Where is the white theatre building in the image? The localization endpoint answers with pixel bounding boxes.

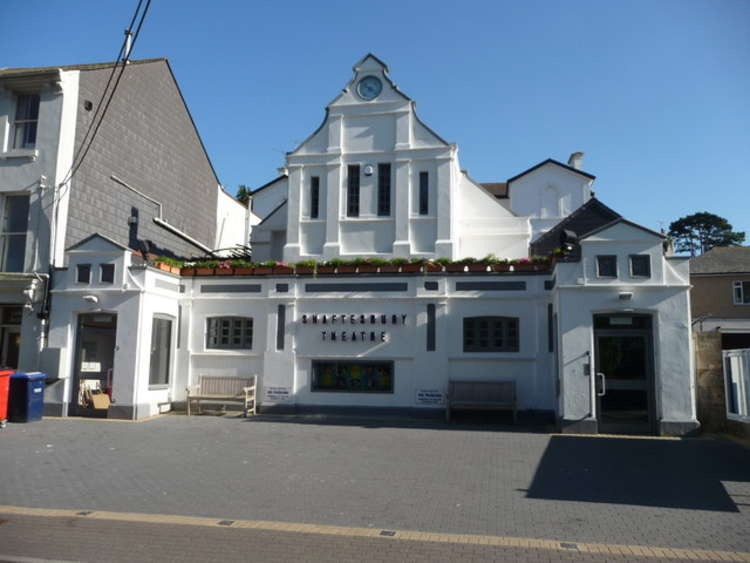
[43,55,698,435]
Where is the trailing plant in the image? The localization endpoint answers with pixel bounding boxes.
[409,257,425,264]
[458,256,478,264]
[390,257,408,265]
[194,260,219,268]
[260,260,278,267]
[230,259,255,268]
[325,258,345,267]
[369,257,389,266]
[155,256,184,267]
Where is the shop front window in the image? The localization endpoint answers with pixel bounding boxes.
[312,360,393,393]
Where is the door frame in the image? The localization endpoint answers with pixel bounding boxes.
[70,311,118,417]
[593,313,657,435]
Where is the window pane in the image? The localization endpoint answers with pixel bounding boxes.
[347,165,360,217]
[149,317,172,386]
[463,316,519,352]
[630,255,651,277]
[310,176,320,219]
[743,282,750,304]
[15,95,40,121]
[2,234,26,272]
[206,316,253,349]
[597,255,617,277]
[77,264,91,283]
[419,172,429,215]
[3,195,30,233]
[100,263,115,283]
[378,163,391,216]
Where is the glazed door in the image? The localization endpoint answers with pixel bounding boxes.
[594,315,655,435]
[70,313,117,417]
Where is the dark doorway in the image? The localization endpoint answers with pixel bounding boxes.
[722,332,750,350]
[594,313,655,435]
[70,313,117,417]
[0,305,22,369]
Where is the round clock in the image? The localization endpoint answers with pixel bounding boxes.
[356,76,382,100]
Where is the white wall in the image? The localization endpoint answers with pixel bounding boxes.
[215,186,249,253]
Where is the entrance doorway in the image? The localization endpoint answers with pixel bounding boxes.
[71,313,117,417]
[594,313,655,435]
[0,305,22,369]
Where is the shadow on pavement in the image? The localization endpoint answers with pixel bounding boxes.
[525,435,750,512]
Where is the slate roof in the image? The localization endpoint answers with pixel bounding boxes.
[480,182,509,198]
[529,198,621,257]
[507,158,596,184]
[690,246,750,275]
[0,58,166,77]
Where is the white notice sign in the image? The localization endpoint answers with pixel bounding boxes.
[80,362,101,372]
[264,386,291,403]
[416,389,445,406]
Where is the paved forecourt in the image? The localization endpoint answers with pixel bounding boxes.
[0,415,748,558]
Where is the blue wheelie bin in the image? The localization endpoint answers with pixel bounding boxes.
[8,372,46,422]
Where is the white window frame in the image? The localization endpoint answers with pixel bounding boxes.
[629,254,651,278]
[205,316,253,350]
[724,350,750,423]
[0,194,30,272]
[99,263,115,284]
[596,255,618,278]
[733,281,750,305]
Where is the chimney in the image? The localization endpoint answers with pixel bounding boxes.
[567,151,584,170]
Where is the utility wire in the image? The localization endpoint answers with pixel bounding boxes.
[58,0,151,190]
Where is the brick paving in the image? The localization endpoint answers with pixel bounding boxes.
[0,414,749,560]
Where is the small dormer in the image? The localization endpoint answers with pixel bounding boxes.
[64,233,132,289]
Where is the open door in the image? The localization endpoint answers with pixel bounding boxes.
[70,313,117,417]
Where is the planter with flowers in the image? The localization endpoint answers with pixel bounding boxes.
[154,256,183,275]
[382,258,405,273]
[424,259,444,273]
[353,257,377,273]
[180,264,196,276]
[464,257,488,273]
[400,258,422,273]
[333,259,356,273]
[484,254,511,272]
[254,261,275,275]
[317,260,337,274]
[231,260,255,275]
[215,260,234,275]
[194,260,218,275]
[272,261,293,275]
[295,260,317,275]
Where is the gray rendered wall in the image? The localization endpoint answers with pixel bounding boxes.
[65,60,218,258]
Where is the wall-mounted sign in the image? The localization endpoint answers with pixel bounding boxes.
[416,389,445,406]
[80,362,101,372]
[264,386,291,402]
[301,313,408,343]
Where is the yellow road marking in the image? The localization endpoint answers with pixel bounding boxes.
[42,414,165,423]
[0,505,747,561]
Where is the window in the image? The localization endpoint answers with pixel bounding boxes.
[427,304,436,351]
[311,360,394,393]
[0,195,29,272]
[100,263,115,283]
[724,351,750,422]
[347,165,360,217]
[463,316,519,352]
[377,163,391,216]
[149,316,172,387]
[276,305,286,351]
[76,264,91,283]
[12,94,40,149]
[734,281,750,305]
[310,176,320,219]
[596,255,617,278]
[206,317,253,349]
[419,171,429,215]
[630,255,651,278]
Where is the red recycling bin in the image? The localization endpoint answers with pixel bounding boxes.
[0,370,13,428]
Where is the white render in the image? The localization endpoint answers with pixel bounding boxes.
[250,55,596,263]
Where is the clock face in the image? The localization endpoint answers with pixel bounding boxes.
[356,76,383,101]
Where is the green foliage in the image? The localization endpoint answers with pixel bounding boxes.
[236,185,251,206]
[325,258,345,266]
[155,256,184,267]
[409,257,425,264]
[390,258,408,265]
[434,257,451,266]
[369,257,389,266]
[458,256,477,264]
[229,259,255,268]
[295,260,317,267]
[259,260,278,267]
[194,260,218,268]
[668,212,745,256]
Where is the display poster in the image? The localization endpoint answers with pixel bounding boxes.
[264,386,291,402]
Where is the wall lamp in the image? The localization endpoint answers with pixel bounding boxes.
[82,295,99,304]
[618,292,633,301]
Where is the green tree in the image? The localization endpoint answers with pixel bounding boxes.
[236,185,251,206]
[667,212,745,256]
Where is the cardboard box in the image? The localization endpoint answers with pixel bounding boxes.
[90,393,111,410]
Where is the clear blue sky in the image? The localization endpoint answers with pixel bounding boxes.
[2,0,748,237]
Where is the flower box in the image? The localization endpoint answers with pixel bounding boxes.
[379,265,400,273]
[445,263,466,273]
[400,264,421,273]
[215,268,234,275]
[295,266,315,275]
[273,266,294,275]
[337,265,357,273]
[490,263,511,272]
[156,262,171,273]
[316,266,336,274]
[234,267,254,275]
[180,267,196,276]
[357,265,378,273]
[467,263,488,272]
[424,262,443,273]
[512,262,534,272]
[195,267,214,276]
[254,266,273,274]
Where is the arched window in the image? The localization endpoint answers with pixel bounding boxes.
[206,317,253,350]
[463,316,519,352]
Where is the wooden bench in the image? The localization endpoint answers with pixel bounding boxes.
[445,380,517,423]
[186,375,257,417]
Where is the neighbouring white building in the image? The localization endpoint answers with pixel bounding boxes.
[39,54,698,435]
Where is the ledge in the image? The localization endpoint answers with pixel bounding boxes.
[0,148,38,161]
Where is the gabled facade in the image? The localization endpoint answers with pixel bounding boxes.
[250,55,593,263]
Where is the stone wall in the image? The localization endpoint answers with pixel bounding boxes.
[693,331,727,433]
